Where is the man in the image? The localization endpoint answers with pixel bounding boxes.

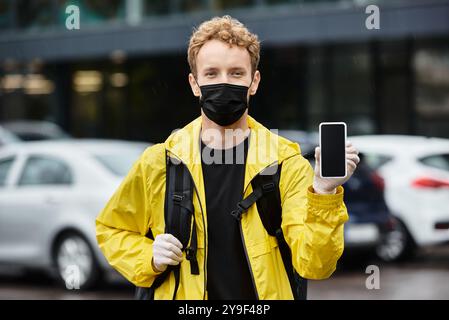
[96,15,360,300]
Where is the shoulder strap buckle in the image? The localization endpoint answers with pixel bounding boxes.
[230,203,245,221]
[172,193,184,204]
[185,247,196,261]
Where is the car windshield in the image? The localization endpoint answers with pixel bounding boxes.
[0,128,21,144]
[94,150,144,177]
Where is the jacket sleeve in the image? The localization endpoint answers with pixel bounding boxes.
[95,147,163,288]
[280,154,349,280]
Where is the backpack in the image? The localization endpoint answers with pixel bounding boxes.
[135,151,308,300]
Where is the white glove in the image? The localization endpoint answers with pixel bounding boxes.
[152,234,184,273]
[312,141,360,194]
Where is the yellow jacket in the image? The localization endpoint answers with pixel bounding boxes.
[96,115,349,300]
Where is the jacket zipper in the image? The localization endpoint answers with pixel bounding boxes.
[238,157,296,300]
[168,152,208,300]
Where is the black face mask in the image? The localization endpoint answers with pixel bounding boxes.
[198,82,251,126]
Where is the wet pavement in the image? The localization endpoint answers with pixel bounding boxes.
[309,246,449,300]
[1,246,448,300]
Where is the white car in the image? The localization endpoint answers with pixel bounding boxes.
[350,135,449,260]
[1,121,71,141]
[0,126,21,147]
[0,139,151,289]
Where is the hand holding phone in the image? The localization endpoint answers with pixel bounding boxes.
[312,122,360,194]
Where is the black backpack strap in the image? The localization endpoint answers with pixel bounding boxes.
[170,157,199,276]
[230,164,280,223]
[230,180,275,221]
[135,151,199,300]
[230,163,308,300]
[186,219,199,275]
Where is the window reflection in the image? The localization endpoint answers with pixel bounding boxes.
[180,0,207,13]
[415,42,449,138]
[17,0,54,29]
[0,0,10,29]
[144,0,170,16]
[212,0,254,10]
[56,0,125,27]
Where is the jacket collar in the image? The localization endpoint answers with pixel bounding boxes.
[164,115,301,189]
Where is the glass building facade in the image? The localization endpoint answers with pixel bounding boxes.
[1,0,449,143]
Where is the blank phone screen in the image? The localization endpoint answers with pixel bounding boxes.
[320,123,346,177]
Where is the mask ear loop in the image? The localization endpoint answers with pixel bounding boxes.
[247,75,255,107]
[194,76,200,89]
[194,76,203,103]
[249,75,255,89]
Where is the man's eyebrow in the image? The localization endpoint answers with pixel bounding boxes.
[202,67,219,72]
[201,66,248,73]
[229,67,247,72]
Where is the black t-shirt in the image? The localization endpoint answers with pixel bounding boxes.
[200,134,257,300]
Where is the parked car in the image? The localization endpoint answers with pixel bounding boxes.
[0,126,21,147]
[0,139,151,289]
[279,130,406,262]
[350,135,449,260]
[1,121,71,141]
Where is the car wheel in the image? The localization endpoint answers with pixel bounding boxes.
[54,232,100,290]
[375,218,416,262]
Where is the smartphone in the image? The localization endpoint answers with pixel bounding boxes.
[319,122,347,178]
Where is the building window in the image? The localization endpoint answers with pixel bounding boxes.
[0,0,11,29]
[306,44,375,135]
[414,40,449,138]
[56,0,125,27]
[17,0,55,29]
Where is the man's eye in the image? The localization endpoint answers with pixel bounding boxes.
[205,72,216,77]
[232,71,243,76]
